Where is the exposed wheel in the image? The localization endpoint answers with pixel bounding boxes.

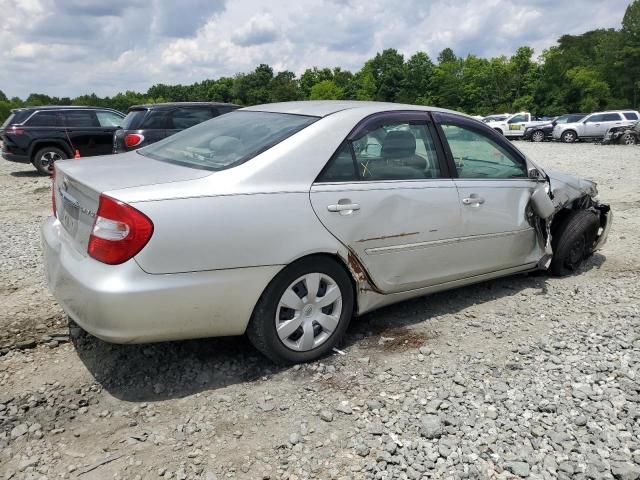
[247,257,354,364]
[561,130,577,143]
[531,130,545,142]
[621,133,637,145]
[32,147,68,175]
[550,210,600,276]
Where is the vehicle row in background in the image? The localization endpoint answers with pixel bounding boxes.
[1,102,238,175]
[113,102,238,154]
[602,120,640,145]
[484,112,548,139]
[523,113,588,142]
[552,110,639,143]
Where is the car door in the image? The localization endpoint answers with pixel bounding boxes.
[598,113,624,136]
[506,113,529,136]
[95,110,124,155]
[63,110,113,157]
[582,114,606,137]
[433,112,544,277]
[310,112,467,294]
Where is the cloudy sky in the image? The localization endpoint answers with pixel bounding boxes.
[0,0,631,99]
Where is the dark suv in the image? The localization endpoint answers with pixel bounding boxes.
[113,102,239,154]
[1,106,125,174]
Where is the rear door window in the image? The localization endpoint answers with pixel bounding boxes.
[601,113,622,122]
[96,111,123,127]
[64,111,99,127]
[169,107,214,129]
[121,110,147,129]
[26,111,64,127]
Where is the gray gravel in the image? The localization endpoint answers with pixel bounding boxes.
[1,142,639,479]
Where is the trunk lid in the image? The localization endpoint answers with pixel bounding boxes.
[53,152,211,253]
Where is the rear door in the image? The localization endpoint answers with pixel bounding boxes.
[95,110,123,155]
[506,113,529,136]
[310,112,466,293]
[434,112,544,276]
[63,110,112,157]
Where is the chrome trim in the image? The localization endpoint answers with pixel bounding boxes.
[365,228,535,255]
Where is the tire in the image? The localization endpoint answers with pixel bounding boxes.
[550,210,600,276]
[621,133,637,145]
[531,130,545,142]
[32,146,68,175]
[561,130,578,143]
[247,256,354,364]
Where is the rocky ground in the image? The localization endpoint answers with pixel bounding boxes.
[0,142,639,480]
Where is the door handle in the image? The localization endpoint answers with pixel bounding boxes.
[327,203,360,213]
[462,196,485,206]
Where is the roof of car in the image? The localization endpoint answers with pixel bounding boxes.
[11,105,120,112]
[242,100,465,118]
[129,102,239,110]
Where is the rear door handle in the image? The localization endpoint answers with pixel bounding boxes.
[327,203,360,213]
[462,196,485,206]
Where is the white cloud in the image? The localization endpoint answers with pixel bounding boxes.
[0,0,630,99]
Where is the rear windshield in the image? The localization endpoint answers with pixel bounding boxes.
[1,113,16,128]
[121,110,147,129]
[138,111,318,171]
[2,110,31,127]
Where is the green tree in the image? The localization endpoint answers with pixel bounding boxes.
[270,71,301,102]
[309,80,344,100]
[397,52,434,104]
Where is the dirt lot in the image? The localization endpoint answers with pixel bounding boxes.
[1,143,639,480]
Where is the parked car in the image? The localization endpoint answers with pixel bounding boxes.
[602,121,640,145]
[113,102,239,153]
[552,110,640,143]
[523,113,587,142]
[42,101,612,364]
[1,106,125,174]
[484,112,549,139]
[482,113,510,123]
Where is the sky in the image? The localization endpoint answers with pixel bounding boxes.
[0,0,631,99]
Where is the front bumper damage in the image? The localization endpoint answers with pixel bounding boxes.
[530,170,612,269]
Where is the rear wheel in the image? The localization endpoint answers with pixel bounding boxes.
[550,210,600,276]
[247,257,354,364]
[531,130,545,142]
[561,130,577,143]
[32,147,68,175]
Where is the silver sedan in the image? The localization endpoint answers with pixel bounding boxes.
[42,101,612,363]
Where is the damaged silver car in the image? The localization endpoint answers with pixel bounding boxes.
[42,101,612,363]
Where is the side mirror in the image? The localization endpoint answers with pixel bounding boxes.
[528,167,544,180]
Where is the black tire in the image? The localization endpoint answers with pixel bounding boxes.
[247,256,354,364]
[531,130,545,142]
[561,130,578,143]
[550,210,600,276]
[32,146,68,175]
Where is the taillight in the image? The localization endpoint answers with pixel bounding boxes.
[7,127,24,135]
[124,133,144,148]
[88,194,153,265]
[51,165,57,217]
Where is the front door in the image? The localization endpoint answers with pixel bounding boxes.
[310,113,465,293]
[434,113,544,276]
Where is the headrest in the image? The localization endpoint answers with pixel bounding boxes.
[381,130,417,159]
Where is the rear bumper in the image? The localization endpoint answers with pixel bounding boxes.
[41,216,282,344]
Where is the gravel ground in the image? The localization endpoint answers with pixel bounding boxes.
[0,142,639,480]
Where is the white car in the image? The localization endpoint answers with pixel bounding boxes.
[42,101,612,363]
[552,110,640,143]
[485,112,548,139]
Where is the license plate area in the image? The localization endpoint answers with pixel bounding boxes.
[60,202,79,236]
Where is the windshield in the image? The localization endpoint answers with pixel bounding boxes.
[138,111,318,171]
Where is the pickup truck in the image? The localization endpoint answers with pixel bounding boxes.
[485,112,548,139]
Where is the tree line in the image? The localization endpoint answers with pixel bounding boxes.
[1,1,638,123]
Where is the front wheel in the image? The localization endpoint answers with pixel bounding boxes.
[247,257,354,364]
[32,147,68,175]
[561,130,577,143]
[621,133,637,145]
[531,130,545,142]
[550,210,600,276]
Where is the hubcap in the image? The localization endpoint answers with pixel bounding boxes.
[39,151,62,168]
[564,132,575,142]
[623,134,635,145]
[275,273,343,352]
[533,131,544,142]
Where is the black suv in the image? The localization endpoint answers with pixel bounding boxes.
[523,113,587,142]
[1,106,125,174]
[113,102,239,154]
